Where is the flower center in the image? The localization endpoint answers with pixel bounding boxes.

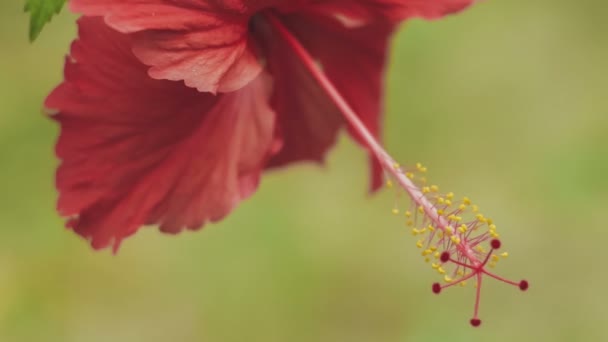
[248,12,264,35]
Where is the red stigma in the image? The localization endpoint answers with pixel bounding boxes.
[423,238,528,327]
[440,252,450,263]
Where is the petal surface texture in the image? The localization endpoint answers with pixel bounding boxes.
[69,0,281,92]
[258,12,394,191]
[308,0,474,22]
[46,17,279,250]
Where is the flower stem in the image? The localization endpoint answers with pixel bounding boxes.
[264,12,482,267]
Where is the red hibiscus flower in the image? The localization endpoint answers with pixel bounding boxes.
[45,0,473,251]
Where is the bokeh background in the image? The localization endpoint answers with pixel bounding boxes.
[1,0,607,341]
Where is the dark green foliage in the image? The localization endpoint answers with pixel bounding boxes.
[24,0,66,42]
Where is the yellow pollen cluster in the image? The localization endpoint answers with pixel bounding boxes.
[386,162,510,283]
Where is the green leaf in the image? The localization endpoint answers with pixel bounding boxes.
[24,0,66,42]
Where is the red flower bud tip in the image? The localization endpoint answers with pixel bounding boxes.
[490,239,501,249]
[519,280,529,291]
[440,252,450,263]
[470,318,482,327]
[432,283,442,294]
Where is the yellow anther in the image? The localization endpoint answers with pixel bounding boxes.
[489,224,497,231]
[436,209,444,215]
[386,180,393,188]
[406,172,414,179]
[487,218,494,225]
[457,270,465,276]
[418,206,425,214]
[491,254,500,262]
[459,281,467,287]
[501,252,509,258]
[450,236,461,245]
[416,240,424,248]
[422,186,430,194]
[458,224,468,233]
[438,231,444,238]
[422,249,433,256]
[434,252,440,259]
[458,204,467,211]
[430,246,438,252]
[432,263,440,269]
[444,275,453,283]
[428,225,435,232]
[392,208,399,215]
[437,267,446,275]
[430,185,439,192]
[416,163,428,173]
[405,210,412,218]
[476,214,486,223]
[424,257,431,263]
[489,262,497,268]
[393,162,400,170]
[445,199,452,206]
[437,197,445,204]
[446,192,454,200]
[463,197,472,205]
[490,231,500,238]
[411,228,419,236]
[472,204,479,213]
[448,215,462,222]
[475,245,486,253]
[419,227,427,234]
[406,219,414,227]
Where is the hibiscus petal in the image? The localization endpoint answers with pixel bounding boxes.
[46,17,279,250]
[256,21,342,170]
[288,14,396,192]
[256,13,394,191]
[309,0,474,23]
[70,0,265,93]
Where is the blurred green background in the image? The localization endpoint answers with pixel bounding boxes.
[1,0,607,341]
